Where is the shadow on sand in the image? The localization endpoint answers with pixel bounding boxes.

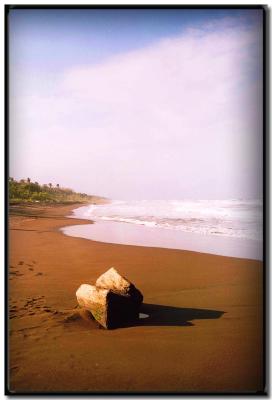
[131,303,225,328]
[64,303,225,330]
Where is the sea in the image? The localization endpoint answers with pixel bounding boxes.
[61,199,263,261]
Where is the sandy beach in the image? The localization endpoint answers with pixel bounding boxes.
[8,203,264,393]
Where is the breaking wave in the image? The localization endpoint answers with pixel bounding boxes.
[73,199,262,242]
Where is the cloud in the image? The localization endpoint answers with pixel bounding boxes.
[10,17,263,199]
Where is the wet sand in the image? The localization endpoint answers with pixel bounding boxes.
[62,218,262,260]
[8,203,264,393]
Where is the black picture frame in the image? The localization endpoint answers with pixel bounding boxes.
[5,4,268,396]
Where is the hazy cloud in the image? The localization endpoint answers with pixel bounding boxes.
[10,17,263,199]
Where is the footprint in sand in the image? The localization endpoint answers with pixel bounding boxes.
[10,270,24,277]
[10,366,19,373]
[10,296,49,319]
[11,261,40,277]
[9,295,65,337]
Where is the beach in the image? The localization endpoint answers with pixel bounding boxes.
[8,203,263,393]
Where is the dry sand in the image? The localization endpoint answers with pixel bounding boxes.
[8,203,264,393]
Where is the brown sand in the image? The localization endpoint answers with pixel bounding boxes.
[8,203,264,393]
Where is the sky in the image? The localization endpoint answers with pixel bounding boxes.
[9,8,263,200]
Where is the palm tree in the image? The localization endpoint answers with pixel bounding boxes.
[49,183,52,189]
[27,177,31,183]
[56,184,60,188]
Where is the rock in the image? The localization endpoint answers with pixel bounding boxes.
[76,284,108,328]
[96,267,143,305]
[76,268,143,329]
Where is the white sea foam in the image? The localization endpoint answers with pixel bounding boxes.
[72,199,263,242]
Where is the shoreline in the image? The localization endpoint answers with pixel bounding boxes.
[8,203,263,393]
[63,203,262,261]
[62,220,262,261]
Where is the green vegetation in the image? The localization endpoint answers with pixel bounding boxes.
[9,177,100,204]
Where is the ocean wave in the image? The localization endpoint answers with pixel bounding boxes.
[75,199,262,241]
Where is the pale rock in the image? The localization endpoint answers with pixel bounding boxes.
[76,284,109,328]
[96,267,143,305]
[76,268,143,329]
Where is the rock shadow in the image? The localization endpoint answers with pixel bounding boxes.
[130,303,225,328]
[63,304,225,330]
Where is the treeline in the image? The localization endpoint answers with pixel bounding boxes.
[9,177,96,204]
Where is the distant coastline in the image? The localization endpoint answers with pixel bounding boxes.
[8,177,108,205]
